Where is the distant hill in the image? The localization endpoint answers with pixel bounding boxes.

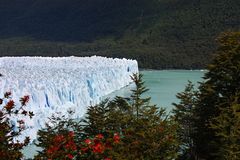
[0,0,239,69]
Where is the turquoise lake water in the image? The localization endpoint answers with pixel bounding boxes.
[105,70,205,112]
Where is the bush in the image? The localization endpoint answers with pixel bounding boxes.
[35,112,121,160]
[0,92,33,159]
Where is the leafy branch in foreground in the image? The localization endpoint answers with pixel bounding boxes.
[0,92,33,159]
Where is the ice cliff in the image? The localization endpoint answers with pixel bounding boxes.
[0,56,138,140]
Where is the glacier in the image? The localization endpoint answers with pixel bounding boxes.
[0,56,138,141]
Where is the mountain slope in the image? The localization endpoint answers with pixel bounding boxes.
[0,0,239,69]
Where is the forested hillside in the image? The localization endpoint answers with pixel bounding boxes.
[0,0,239,69]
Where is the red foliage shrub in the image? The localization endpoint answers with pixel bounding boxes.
[0,92,33,159]
[44,131,120,160]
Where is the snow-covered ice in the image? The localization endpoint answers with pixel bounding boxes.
[0,56,138,141]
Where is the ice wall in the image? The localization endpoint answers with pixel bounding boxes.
[0,56,138,140]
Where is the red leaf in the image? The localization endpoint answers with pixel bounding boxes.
[84,139,92,145]
[113,133,120,144]
[67,154,74,159]
[95,133,104,139]
[20,95,30,106]
[5,100,14,111]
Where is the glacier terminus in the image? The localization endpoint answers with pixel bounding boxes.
[0,56,138,141]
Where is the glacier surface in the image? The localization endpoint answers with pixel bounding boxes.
[0,56,138,141]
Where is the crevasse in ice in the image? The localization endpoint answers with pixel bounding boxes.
[0,56,138,140]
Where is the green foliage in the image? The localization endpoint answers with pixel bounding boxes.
[130,74,151,119]
[83,99,113,136]
[193,31,240,159]
[172,81,198,159]
[173,32,240,159]
[0,93,33,159]
[210,93,240,160]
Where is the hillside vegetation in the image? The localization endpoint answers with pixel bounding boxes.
[0,0,239,69]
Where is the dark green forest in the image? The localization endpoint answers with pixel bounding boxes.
[0,0,239,69]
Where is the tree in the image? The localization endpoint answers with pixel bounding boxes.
[210,92,240,160]
[172,81,198,160]
[194,31,240,159]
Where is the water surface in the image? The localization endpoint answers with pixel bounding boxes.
[105,70,205,112]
